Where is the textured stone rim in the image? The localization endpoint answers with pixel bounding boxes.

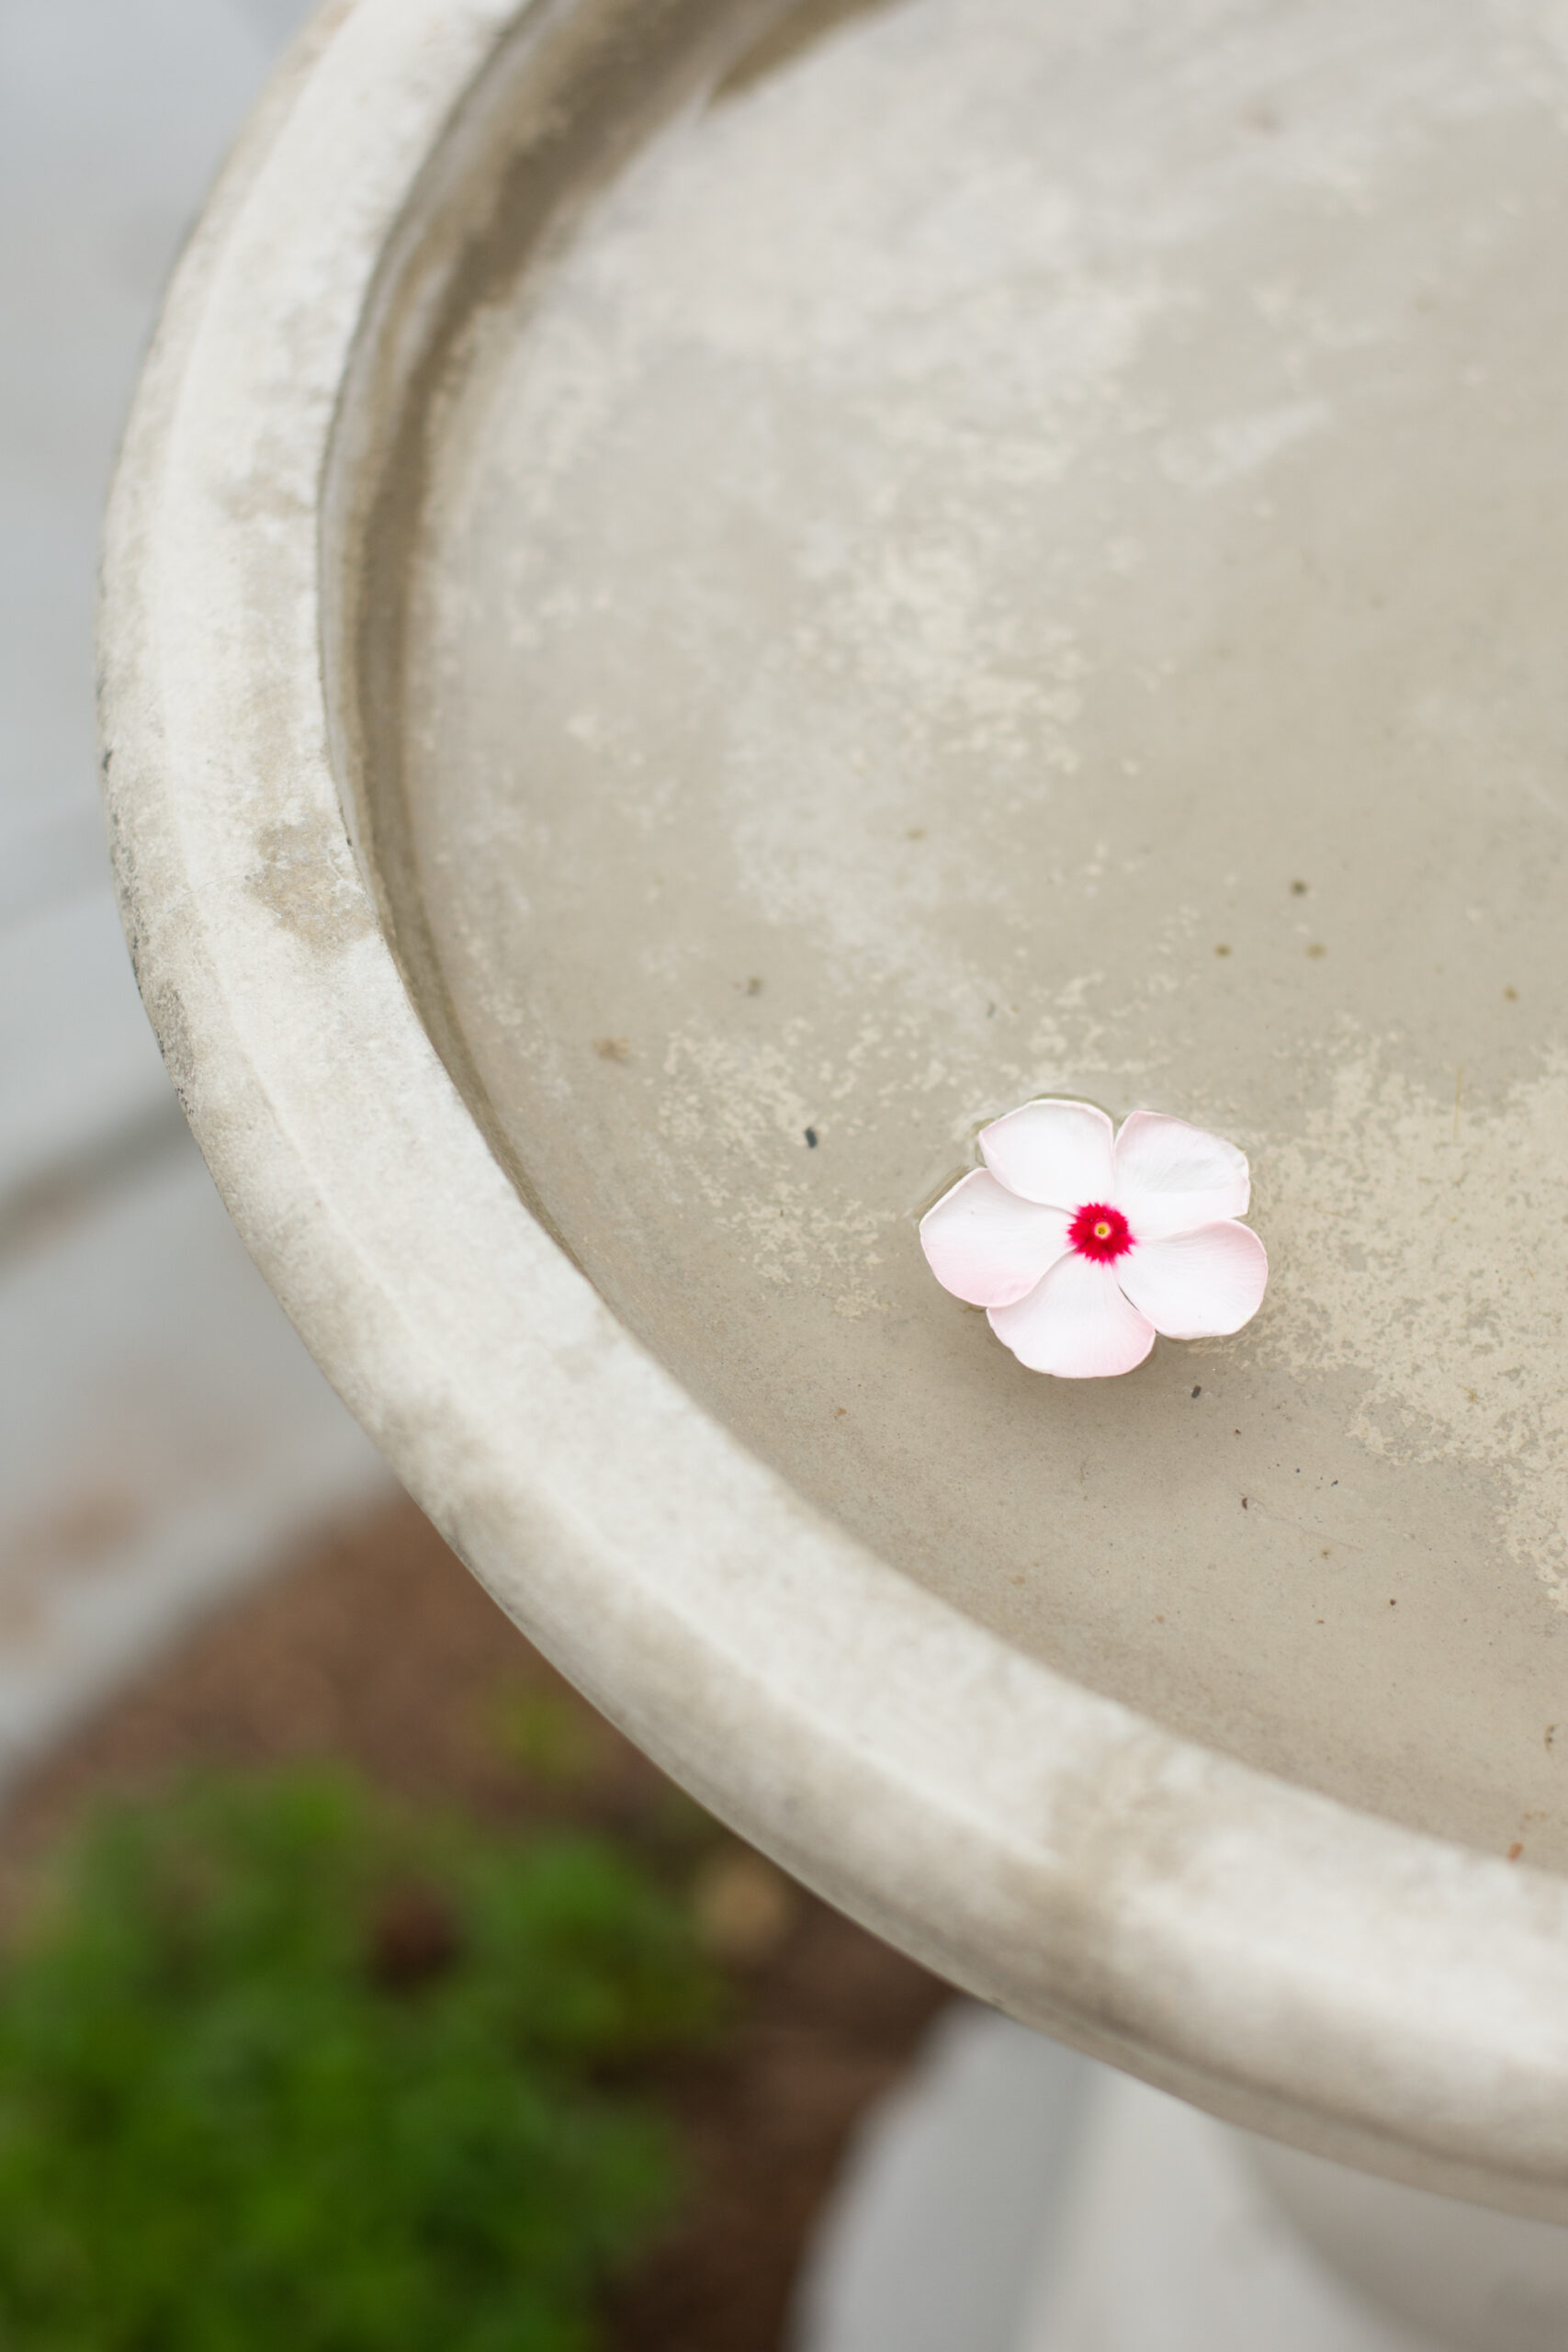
[99,0,1568,2216]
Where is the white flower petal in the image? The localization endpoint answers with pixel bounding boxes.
[919,1170,1073,1306]
[988,1251,1156,1378]
[979,1098,1116,1209]
[1113,1109,1250,1238]
[1116,1220,1269,1340]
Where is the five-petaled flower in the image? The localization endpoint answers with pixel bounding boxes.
[919,1099,1267,1378]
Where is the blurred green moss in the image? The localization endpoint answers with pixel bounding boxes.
[0,1768,722,2350]
[487,1687,607,1788]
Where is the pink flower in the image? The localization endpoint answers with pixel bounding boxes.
[919,1099,1267,1378]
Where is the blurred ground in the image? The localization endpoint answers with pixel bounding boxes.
[0,0,389,1776]
[0,1489,948,2352]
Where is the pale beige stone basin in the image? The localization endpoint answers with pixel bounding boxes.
[102,0,1568,2219]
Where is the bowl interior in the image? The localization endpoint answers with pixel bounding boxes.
[344,0,1568,1870]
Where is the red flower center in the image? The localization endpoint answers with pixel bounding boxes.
[1068,1202,1134,1263]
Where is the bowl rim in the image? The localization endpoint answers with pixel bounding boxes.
[97,0,1568,2216]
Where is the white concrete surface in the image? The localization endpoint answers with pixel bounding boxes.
[795,2007,1455,2352]
[0,0,388,1780]
[1020,2069,1439,2352]
[1249,2132,1568,2352]
[790,2007,1093,2352]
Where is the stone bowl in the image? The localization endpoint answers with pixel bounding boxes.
[100,0,1568,2217]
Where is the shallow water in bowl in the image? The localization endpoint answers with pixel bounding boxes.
[367,0,1568,1866]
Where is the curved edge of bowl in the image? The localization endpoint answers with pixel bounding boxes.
[96,0,1568,2218]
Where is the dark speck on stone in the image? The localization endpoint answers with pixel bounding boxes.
[805,1127,818,1148]
[1190,1385,1201,1398]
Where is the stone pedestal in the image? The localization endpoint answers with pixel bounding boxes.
[800,2011,1568,2352]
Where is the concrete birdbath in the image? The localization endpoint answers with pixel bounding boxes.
[100,0,1568,2332]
